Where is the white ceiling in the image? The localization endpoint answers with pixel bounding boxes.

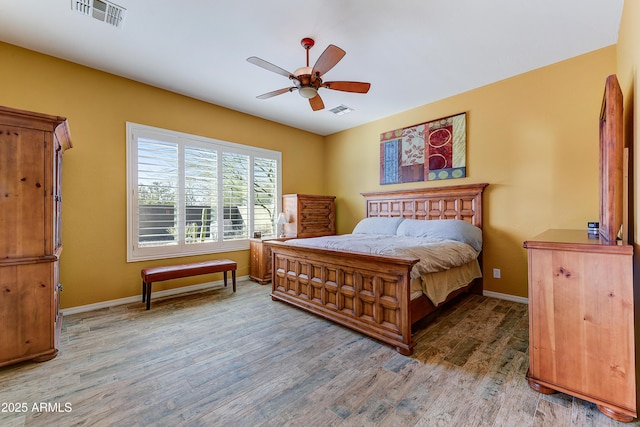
[0,0,624,136]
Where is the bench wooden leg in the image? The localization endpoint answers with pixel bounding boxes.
[222,271,236,292]
[143,281,152,310]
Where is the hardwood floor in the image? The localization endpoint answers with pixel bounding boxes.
[0,280,637,426]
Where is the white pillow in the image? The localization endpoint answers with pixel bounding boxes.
[352,217,405,235]
[396,219,483,251]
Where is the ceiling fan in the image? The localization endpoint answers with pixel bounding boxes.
[247,37,371,111]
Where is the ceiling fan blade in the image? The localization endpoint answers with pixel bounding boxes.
[312,45,345,77]
[323,81,371,93]
[309,94,325,111]
[247,56,293,78]
[257,87,294,99]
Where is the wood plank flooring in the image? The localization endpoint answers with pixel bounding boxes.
[0,280,637,426]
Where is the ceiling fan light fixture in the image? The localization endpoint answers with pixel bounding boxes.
[298,86,318,99]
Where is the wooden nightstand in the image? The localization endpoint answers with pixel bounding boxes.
[249,238,290,284]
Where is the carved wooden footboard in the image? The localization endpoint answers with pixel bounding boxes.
[270,183,488,355]
[270,243,419,355]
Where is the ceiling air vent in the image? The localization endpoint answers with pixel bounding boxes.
[329,105,354,116]
[72,0,126,28]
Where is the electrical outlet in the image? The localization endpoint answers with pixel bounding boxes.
[493,268,501,279]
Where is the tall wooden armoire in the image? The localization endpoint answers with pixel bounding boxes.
[0,106,72,367]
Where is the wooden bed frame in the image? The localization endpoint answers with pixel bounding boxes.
[269,183,488,355]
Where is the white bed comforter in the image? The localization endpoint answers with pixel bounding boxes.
[284,234,479,280]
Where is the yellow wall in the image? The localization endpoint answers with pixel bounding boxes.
[325,46,617,298]
[617,0,639,251]
[1,36,620,307]
[1,41,325,308]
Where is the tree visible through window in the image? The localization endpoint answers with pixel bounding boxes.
[254,157,278,235]
[127,123,282,261]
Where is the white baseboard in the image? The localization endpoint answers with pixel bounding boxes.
[61,275,250,315]
[61,277,526,316]
[483,290,528,305]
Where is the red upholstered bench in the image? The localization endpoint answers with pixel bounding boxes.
[141,259,237,310]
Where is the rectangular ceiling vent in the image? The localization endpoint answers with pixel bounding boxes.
[72,0,126,28]
[329,105,354,116]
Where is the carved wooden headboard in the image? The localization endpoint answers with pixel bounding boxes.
[361,183,489,229]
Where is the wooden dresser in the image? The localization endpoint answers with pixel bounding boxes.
[523,229,636,422]
[0,106,72,367]
[282,194,336,238]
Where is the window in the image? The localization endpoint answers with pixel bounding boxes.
[127,123,281,261]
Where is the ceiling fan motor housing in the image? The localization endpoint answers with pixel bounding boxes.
[293,67,322,85]
[293,65,322,98]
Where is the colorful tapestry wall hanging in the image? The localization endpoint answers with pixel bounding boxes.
[380,112,466,184]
